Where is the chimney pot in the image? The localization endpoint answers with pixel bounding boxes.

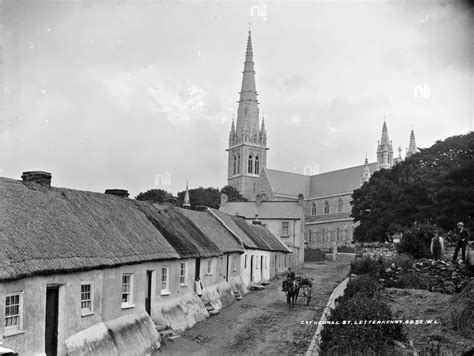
[21,171,52,188]
[105,189,129,198]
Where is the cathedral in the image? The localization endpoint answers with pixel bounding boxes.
[222,30,418,251]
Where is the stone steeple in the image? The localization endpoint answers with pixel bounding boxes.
[183,182,190,209]
[406,129,417,158]
[361,157,371,185]
[376,121,394,170]
[226,30,268,200]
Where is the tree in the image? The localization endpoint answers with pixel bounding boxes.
[220,185,248,202]
[135,189,174,203]
[176,187,221,209]
[351,132,474,242]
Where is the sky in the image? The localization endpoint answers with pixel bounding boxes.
[1,0,472,197]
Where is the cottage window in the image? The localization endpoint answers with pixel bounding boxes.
[324,200,329,214]
[161,267,169,294]
[4,292,22,332]
[180,263,187,286]
[337,198,343,213]
[207,260,213,275]
[281,222,289,237]
[285,255,287,267]
[81,282,93,315]
[311,202,316,215]
[244,254,247,268]
[121,274,134,308]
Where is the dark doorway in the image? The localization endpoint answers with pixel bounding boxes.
[45,286,59,356]
[250,256,254,282]
[195,258,201,281]
[145,271,153,315]
[260,256,264,281]
[225,255,230,282]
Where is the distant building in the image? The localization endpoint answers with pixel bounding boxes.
[225,31,419,250]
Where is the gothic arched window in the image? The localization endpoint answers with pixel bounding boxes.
[237,154,241,174]
[255,156,260,174]
[322,228,326,242]
[311,202,316,216]
[337,198,343,213]
[248,155,253,174]
[233,155,237,175]
[324,200,329,214]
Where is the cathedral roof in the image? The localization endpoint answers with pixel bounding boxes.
[308,162,377,197]
[264,169,311,198]
[263,162,377,200]
[220,201,303,220]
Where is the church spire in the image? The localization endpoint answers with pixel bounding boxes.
[183,182,191,209]
[376,121,394,170]
[406,129,417,158]
[235,30,260,137]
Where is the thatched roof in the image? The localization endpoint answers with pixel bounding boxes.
[179,208,244,254]
[0,177,179,282]
[135,202,222,259]
[207,208,258,249]
[230,216,291,253]
[250,224,292,253]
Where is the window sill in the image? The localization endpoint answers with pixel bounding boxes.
[121,303,135,309]
[3,329,25,338]
[180,284,188,287]
[81,310,95,317]
[206,273,213,276]
[281,235,290,238]
[161,291,171,296]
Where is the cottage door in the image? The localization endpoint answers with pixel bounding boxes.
[226,255,230,282]
[145,271,153,315]
[45,286,59,356]
[195,258,201,280]
[250,256,254,282]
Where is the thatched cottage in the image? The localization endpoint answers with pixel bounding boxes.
[0,172,292,355]
[0,173,177,355]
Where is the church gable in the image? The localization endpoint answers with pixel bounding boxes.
[254,168,275,201]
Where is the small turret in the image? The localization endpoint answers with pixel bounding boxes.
[406,129,418,158]
[183,182,191,209]
[361,157,371,185]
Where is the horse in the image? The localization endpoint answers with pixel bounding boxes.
[286,279,300,309]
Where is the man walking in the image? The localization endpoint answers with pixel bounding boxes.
[452,222,470,263]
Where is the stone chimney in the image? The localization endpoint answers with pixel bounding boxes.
[104,189,129,198]
[21,171,52,188]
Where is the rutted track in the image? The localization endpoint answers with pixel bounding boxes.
[158,258,352,355]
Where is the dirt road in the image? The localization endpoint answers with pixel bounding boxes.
[159,258,352,355]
